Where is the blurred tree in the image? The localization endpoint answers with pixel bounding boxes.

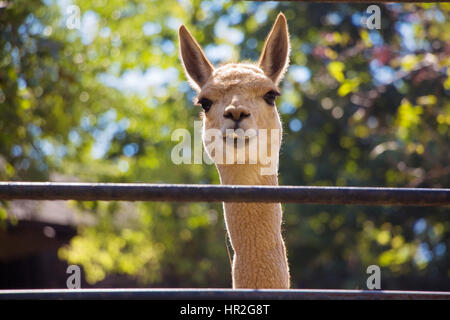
[0,0,449,289]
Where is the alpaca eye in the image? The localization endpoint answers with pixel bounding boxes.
[263,90,280,106]
[197,98,213,112]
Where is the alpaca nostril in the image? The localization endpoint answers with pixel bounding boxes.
[223,109,251,121]
[240,112,250,119]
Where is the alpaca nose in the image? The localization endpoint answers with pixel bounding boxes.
[223,106,250,122]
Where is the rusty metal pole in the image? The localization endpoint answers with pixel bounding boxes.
[0,182,448,206]
[0,288,449,300]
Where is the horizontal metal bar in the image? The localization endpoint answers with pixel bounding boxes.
[0,182,449,206]
[0,289,449,300]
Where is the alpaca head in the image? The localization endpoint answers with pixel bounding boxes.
[179,13,290,172]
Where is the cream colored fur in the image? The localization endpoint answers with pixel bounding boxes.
[179,13,290,289]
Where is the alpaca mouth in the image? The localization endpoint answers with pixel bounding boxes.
[223,133,256,151]
[223,129,258,141]
[223,132,249,141]
[223,132,254,145]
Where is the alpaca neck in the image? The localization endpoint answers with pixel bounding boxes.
[216,164,290,289]
[217,164,278,186]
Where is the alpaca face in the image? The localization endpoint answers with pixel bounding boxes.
[179,13,290,167]
[198,63,282,165]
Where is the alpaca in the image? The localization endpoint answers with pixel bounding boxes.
[179,13,290,289]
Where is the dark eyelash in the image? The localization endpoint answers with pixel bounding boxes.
[263,90,281,106]
[197,98,213,112]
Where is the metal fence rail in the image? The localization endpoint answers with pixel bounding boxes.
[0,182,449,206]
[1,182,449,300]
[1,288,449,300]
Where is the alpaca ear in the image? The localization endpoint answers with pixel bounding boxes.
[258,13,290,85]
[179,25,214,91]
